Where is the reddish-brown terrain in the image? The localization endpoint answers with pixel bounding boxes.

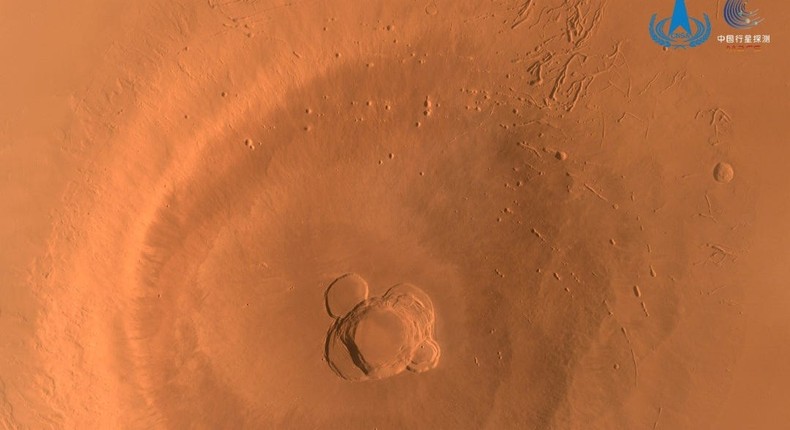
[1,1,789,428]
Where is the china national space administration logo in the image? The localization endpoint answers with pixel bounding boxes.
[649,0,711,48]
[724,0,763,29]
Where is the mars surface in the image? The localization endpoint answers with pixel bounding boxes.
[1,0,789,429]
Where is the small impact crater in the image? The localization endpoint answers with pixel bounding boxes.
[713,161,735,183]
[324,274,440,381]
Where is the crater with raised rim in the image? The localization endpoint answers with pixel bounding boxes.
[324,274,440,381]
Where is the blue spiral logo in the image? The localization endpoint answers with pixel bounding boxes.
[724,0,763,29]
